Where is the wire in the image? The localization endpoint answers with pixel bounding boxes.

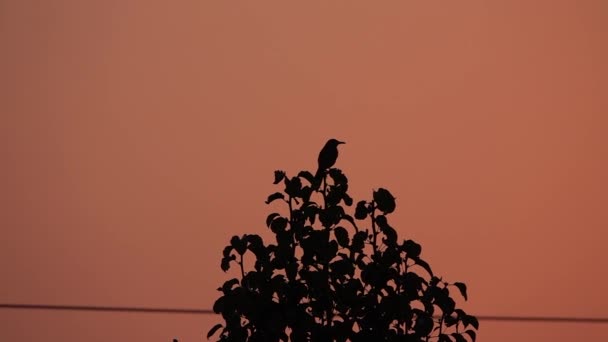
[475,315,608,324]
[2,304,608,324]
[0,304,212,315]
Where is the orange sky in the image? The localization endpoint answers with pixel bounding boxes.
[1,1,607,341]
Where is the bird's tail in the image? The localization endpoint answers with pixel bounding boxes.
[313,168,324,189]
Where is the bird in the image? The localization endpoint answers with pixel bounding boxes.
[314,138,345,182]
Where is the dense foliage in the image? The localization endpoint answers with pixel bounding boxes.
[209,151,478,341]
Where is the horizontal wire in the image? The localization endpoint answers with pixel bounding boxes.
[475,315,608,324]
[3,304,608,324]
[0,304,212,315]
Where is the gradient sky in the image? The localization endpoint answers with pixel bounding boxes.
[1,1,607,341]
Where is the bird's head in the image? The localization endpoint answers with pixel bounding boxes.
[328,138,345,146]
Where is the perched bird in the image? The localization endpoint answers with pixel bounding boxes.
[315,138,345,181]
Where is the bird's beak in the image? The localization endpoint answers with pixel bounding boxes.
[338,141,345,144]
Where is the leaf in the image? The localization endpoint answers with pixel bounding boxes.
[403,239,421,258]
[212,296,225,314]
[454,309,466,320]
[285,176,302,197]
[453,282,468,301]
[270,217,288,233]
[221,278,240,293]
[464,329,477,341]
[464,315,479,330]
[382,226,397,246]
[207,324,223,339]
[375,214,389,228]
[412,257,433,276]
[220,257,231,272]
[451,333,468,342]
[265,192,285,204]
[438,334,452,342]
[340,214,358,231]
[266,213,281,228]
[444,314,458,327]
[334,226,350,247]
[403,272,425,292]
[328,168,347,185]
[373,188,396,214]
[351,231,367,252]
[375,215,397,246]
[343,194,353,206]
[297,171,315,185]
[222,245,233,258]
[354,201,368,220]
[415,313,434,337]
[245,234,263,248]
[230,235,246,255]
[330,258,354,278]
[300,186,313,202]
[437,296,456,317]
[273,170,286,184]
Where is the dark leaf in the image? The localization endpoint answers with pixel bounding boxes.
[351,231,367,252]
[230,235,247,255]
[403,239,422,258]
[302,204,318,225]
[222,245,233,258]
[297,171,315,185]
[270,217,288,233]
[437,296,456,316]
[454,309,466,320]
[354,201,368,220]
[265,192,285,204]
[451,333,468,342]
[382,226,397,246]
[444,314,459,327]
[330,259,354,278]
[464,315,479,330]
[212,296,225,314]
[300,186,313,202]
[375,215,397,246]
[334,226,350,247]
[453,282,468,301]
[464,330,477,341]
[403,272,425,292]
[245,234,263,248]
[222,278,240,293]
[285,176,302,197]
[414,313,434,337]
[373,188,396,214]
[207,323,223,339]
[375,214,389,229]
[266,213,281,227]
[343,194,353,206]
[413,257,433,276]
[438,334,453,342]
[220,257,231,272]
[340,214,358,231]
[328,168,347,185]
[273,170,286,184]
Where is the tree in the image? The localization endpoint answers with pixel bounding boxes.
[208,141,478,341]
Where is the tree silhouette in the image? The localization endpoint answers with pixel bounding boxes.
[208,140,478,341]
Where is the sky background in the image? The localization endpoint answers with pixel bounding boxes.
[1,1,607,341]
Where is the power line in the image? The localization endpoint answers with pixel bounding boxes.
[0,304,212,315]
[475,315,608,324]
[2,304,608,324]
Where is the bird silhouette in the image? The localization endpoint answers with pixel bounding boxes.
[314,138,345,182]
